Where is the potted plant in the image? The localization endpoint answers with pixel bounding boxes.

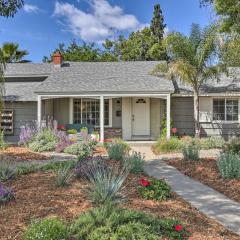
[91,130,100,141]
[67,129,78,142]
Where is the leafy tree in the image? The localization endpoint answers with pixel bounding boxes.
[151,24,223,137]
[200,0,240,33]
[0,0,24,17]
[1,42,28,63]
[43,40,117,62]
[220,34,240,67]
[150,4,166,43]
[114,27,167,61]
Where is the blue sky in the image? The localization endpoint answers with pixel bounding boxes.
[0,0,214,62]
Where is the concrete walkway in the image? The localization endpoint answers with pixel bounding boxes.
[131,145,240,236]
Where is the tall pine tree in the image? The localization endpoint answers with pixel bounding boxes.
[150,4,166,43]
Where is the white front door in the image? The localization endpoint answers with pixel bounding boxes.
[132,97,150,136]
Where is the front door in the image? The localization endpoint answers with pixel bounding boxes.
[132,97,150,136]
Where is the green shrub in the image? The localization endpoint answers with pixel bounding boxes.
[125,151,145,174]
[16,163,38,175]
[28,129,58,152]
[71,206,188,240]
[217,152,240,179]
[64,141,96,159]
[67,129,77,134]
[154,137,182,153]
[23,218,68,240]
[105,138,130,161]
[182,144,200,161]
[198,137,225,150]
[138,178,171,201]
[223,138,240,154]
[0,130,7,150]
[89,222,159,240]
[159,218,190,240]
[87,164,129,206]
[55,165,74,187]
[0,160,16,181]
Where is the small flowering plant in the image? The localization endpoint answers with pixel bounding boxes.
[57,124,66,131]
[0,183,14,204]
[159,218,190,240]
[137,177,171,201]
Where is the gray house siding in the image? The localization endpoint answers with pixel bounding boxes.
[172,97,194,136]
[53,98,70,124]
[3,101,37,142]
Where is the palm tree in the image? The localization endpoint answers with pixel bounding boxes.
[1,42,28,63]
[0,49,5,113]
[152,24,224,138]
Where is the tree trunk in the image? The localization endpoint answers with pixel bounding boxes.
[193,89,200,138]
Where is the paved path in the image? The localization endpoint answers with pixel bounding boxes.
[131,145,240,236]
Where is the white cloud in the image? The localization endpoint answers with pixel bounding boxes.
[23,4,40,13]
[53,0,145,42]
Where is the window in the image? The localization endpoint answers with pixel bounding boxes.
[73,99,110,126]
[213,99,239,121]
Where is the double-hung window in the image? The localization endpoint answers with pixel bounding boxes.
[73,99,110,127]
[213,98,239,121]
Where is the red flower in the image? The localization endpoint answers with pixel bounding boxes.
[175,224,183,232]
[139,178,150,187]
[171,127,177,134]
[57,125,65,131]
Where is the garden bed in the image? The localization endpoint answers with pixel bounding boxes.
[0,170,239,240]
[0,147,50,162]
[167,158,240,203]
[0,146,107,163]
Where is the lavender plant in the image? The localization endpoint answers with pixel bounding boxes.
[19,124,38,145]
[0,183,14,204]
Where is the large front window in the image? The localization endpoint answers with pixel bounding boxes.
[74,99,110,126]
[213,98,239,121]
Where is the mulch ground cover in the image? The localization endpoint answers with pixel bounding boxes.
[0,169,239,240]
[167,158,240,203]
[0,146,107,163]
[0,147,50,162]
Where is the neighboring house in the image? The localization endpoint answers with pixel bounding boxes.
[2,53,240,143]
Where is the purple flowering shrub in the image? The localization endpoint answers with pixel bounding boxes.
[55,131,74,153]
[19,124,38,145]
[0,183,14,204]
[75,156,108,180]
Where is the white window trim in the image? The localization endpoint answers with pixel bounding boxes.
[72,98,112,128]
[212,97,240,124]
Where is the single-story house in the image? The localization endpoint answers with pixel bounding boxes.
[2,53,240,143]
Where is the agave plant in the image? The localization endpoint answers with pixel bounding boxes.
[55,165,74,187]
[0,159,16,182]
[86,162,130,206]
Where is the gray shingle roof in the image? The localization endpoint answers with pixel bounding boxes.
[173,69,240,95]
[3,82,40,101]
[35,61,174,94]
[4,62,240,102]
[5,63,53,76]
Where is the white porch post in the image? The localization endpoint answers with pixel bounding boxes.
[37,95,42,130]
[100,95,104,142]
[69,98,73,124]
[166,94,171,139]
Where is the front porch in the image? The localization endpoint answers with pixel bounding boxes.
[37,94,171,142]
